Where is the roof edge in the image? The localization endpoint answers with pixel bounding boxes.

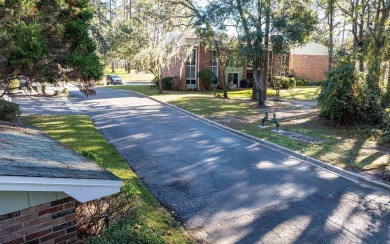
[0,176,122,203]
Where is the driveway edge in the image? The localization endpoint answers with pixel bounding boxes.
[125,89,390,193]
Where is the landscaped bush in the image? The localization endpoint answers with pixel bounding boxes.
[62,88,69,96]
[295,78,311,86]
[318,63,383,125]
[198,69,217,90]
[162,77,173,89]
[0,100,20,121]
[273,76,296,89]
[7,79,19,92]
[151,77,158,87]
[152,77,173,90]
[240,79,251,88]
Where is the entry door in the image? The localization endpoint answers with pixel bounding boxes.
[247,71,254,87]
[186,49,197,90]
[227,73,239,86]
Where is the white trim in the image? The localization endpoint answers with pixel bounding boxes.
[197,46,200,90]
[186,48,197,89]
[291,42,328,56]
[226,72,240,87]
[0,176,122,203]
[210,50,219,83]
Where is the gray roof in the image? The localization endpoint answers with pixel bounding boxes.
[0,124,120,181]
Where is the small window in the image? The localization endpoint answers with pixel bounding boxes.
[210,50,218,81]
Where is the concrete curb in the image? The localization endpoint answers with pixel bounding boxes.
[122,89,390,193]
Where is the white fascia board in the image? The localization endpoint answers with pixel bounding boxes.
[0,176,122,203]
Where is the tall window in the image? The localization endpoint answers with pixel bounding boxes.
[210,50,218,83]
[186,49,197,85]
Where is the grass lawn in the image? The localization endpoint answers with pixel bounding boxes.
[107,85,390,177]
[108,85,320,100]
[24,115,194,244]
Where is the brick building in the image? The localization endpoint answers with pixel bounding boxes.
[288,42,329,82]
[0,124,122,243]
[162,40,328,90]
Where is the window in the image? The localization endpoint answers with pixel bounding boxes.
[186,49,197,85]
[210,50,218,82]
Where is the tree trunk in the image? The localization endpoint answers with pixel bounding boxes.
[158,65,163,93]
[111,61,115,73]
[255,0,264,107]
[98,1,101,29]
[109,0,112,21]
[328,0,334,72]
[367,2,389,94]
[383,65,390,107]
[357,0,365,72]
[216,47,228,99]
[262,0,270,101]
[222,70,228,99]
[251,82,257,101]
[253,61,265,108]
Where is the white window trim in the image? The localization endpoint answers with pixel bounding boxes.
[226,72,239,85]
[186,48,197,86]
[210,50,219,81]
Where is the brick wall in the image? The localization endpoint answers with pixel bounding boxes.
[197,44,207,90]
[289,54,328,82]
[0,197,77,244]
[161,46,191,91]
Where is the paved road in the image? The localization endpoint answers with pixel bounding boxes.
[13,88,390,243]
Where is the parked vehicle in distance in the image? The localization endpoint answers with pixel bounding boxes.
[106,75,123,85]
[18,76,29,89]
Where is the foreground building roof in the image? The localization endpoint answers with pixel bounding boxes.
[0,123,122,202]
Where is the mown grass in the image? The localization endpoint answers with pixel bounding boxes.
[24,115,194,244]
[108,85,321,101]
[109,85,389,174]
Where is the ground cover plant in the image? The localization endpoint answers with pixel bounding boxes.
[109,85,389,179]
[24,115,194,244]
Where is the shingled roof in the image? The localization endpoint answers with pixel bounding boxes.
[0,123,122,202]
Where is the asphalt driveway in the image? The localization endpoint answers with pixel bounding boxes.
[13,88,390,243]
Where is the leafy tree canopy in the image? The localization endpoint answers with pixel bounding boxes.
[0,0,103,97]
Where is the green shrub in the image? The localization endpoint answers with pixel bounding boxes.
[162,77,173,90]
[152,77,173,90]
[62,88,69,96]
[0,100,21,121]
[273,76,296,89]
[318,63,383,125]
[54,90,60,96]
[88,219,166,244]
[7,79,19,92]
[198,69,217,90]
[296,78,311,86]
[151,77,158,87]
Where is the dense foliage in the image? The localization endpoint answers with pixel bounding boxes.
[318,62,383,125]
[0,100,20,121]
[152,77,173,90]
[198,69,217,90]
[273,76,296,89]
[0,0,103,97]
[295,78,311,86]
